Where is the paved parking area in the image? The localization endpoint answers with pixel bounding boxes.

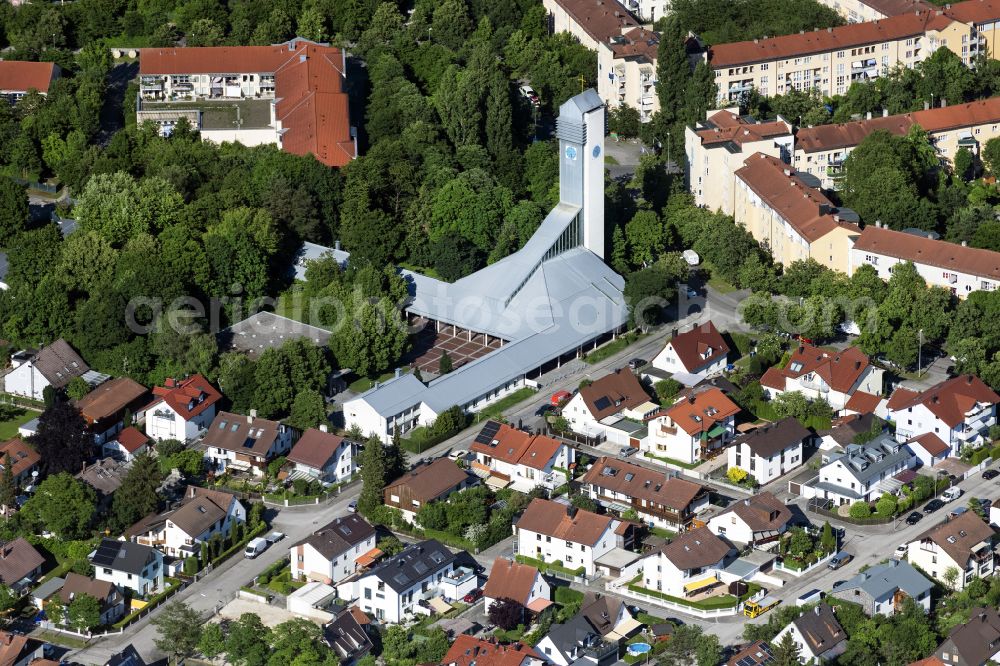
[217,597,306,627]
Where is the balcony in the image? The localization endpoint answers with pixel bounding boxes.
[826,164,845,179]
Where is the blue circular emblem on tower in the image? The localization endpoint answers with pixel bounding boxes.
[592,145,601,158]
[565,146,578,160]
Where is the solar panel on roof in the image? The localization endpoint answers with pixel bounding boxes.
[474,421,501,446]
[593,396,612,412]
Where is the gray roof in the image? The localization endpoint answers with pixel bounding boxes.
[323,606,372,662]
[828,434,913,487]
[832,559,932,601]
[546,613,605,658]
[31,338,89,387]
[558,89,604,124]
[90,538,160,575]
[31,576,64,601]
[295,514,375,560]
[220,312,331,358]
[291,241,350,281]
[364,539,456,593]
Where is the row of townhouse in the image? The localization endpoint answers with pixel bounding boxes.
[707,0,1000,104]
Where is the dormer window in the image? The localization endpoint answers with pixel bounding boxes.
[790,362,804,372]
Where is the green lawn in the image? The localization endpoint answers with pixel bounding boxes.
[604,155,620,165]
[33,629,88,649]
[477,387,537,421]
[0,408,38,440]
[648,526,677,540]
[702,262,738,294]
[643,451,699,470]
[584,332,642,364]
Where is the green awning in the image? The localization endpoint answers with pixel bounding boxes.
[700,424,727,440]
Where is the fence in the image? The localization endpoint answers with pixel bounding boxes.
[773,550,837,577]
[608,583,741,618]
[262,477,359,508]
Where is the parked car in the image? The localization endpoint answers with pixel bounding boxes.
[942,486,963,502]
[905,511,923,525]
[619,446,639,457]
[684,286,699,299]
[984,469,1000,480]
[449,449,469,462]
[463,589,483,603]
[244,537,269,559]
[628,358,646,370]
[347,500,358,513]
[979,497,993,511]
[828,552,853,570]
[535,404,554,417]
[923,499,944,513]
[518,84,540,106]
[550,390,572,407]
[266,531,285,544]
[796,589,823,606]
[894,544,907,559]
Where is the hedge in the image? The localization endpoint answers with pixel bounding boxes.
[112,579,183,629]
[211,522,267,566]
[514,555,585,577]
[555,587,584,605]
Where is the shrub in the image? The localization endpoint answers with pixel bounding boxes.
[971,448,991,466]
[183,557,198,575]
[727,467,748,484]
[555,587,584,605]
[875,492,897,518]
[849,501,872,519]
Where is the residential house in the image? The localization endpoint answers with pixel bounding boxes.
[0,631,42,666]
[830,558,933,616]
[5,339,91,401]
[0,539,44,592]
[907,432,952,467]
[202,411,293,477]
[383,458,476,523]
[56,572,126,626]
[75,377,150,445]
[726,641,775,666]
[482,559,552,617]
[536,613,618,666]
[887,375,1000,450]
[727,418,811,485]
[799,433,917,506]
[141,374,221,442]
[0,60,59,102]
[651,321,731,381]
[563,369,657,442]
[322,604,374,666]
[470,421,574,493]
[77,458,127,508]
[815,0,933,23]
[578,593,641,641]
[513,498,622,578]
[644,388,741,465]
[104,427,150,462]
[685,110,794,216]
[580,457,709,531]
[337,539,475,623]
[851,226,1000,298]
[990,499,1000,529]
[0,438,39,487]
[286,426,357,485]
[934,607,1000,666]
[772,604,847,663]
[906,511,996,591]
[290,514,376,584]
[443,635,544,666]
[127,486,245,559]
[706,492,793,547]
[760,344,883,412]
[816,413,883,462]
[639,527,733,598]
[91,539,164,597]
[137,39,357,167]
[734,153,862,273]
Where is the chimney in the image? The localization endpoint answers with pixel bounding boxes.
[744,499,751,506]
[962,240,968,246]
[394,368,401,379]
[827,27,832,32]
[924,101,930,111]
[567,505,578,518]
[814,606,821,615]
[319,424,328,433]
[754,38,759,44]
[335,240,342,251]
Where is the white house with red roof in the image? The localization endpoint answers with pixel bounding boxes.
[103,426,151,462]
[563,369,658,443]
[286,426,357,484]
[761,344,883,412]
[651,321,730,381]
[643,388,741,465]
[513,499,622,577]
[141,374,221,442]
[906,432,952,467]
[482,559,552,616]
[887,375,1000,451]
[470,421,575,493]
[0,60,60,101]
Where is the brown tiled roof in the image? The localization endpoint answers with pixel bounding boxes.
[770,344,872,394]
[887,375,1000,427]
[167,490,229,537]
[442,635,540,666]
[482,559,540,605]
[203,411,283,456]
[515,498,615,546]
[731,418,810,458]
[736,154,861,243]
[611,27,659,62]
[75,377,148,422]
[718,492,793,532]
[791,604,846,655]
[910,658,946,666]
[941,608,1000,666]
[287,428,346,470]
[697,112,792,148]
[726,640,774,666]
[666,321,730,373]
[853,225,1000,281]
[709,10,951,67]
[844,390,882,415]
[818,412,880,446]
[580,593,626,637]
[862,0,934,15]
[913,511,995,565]
[581,457,707,511]
[58,572,120,610]
[907,432,949,457]
[0,438,38,480]
[0,538,43,585]
[471,422,565,470]
[664,388,740,436]
[0,61,58,94]
[30,339,88,388]
[658,527,731,570]
[0,630,30,666]
[579,369,651,420]
[146,374,220,421]
[294,514,375,560]
[545,0,639,46]
[383,458,470,503]
[116,427,149,454]
[140,43,313,75]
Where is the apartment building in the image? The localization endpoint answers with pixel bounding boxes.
[513,499,621,577]
[850,225,1000,298]
[726,418,811,485]
[816,0,933,24]
[685,109,793,214]
[542,0,661,121]
[639,527,733,598]
[644,387,740,465]
[906,511,996,590]
[799,434,917,506]
[0,61,60,102]
[734,153,861,272]
[707,1,1000,104]
[887,374,1000,450]
[796,97,1000,189]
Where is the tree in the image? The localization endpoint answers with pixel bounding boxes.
[377,535,404,556]
[23,473,95,539]
[821,521,837,553]
[358,437,389,515]
[110,452,163,532]
[875,492,898,518]
[0,179,28,247]
[608,105,641,138]
[624,255,689,326]
[849,501,872,520]
[656,16,690,126]
[625,209,665,267]
[0,454,14,514]
[225,612,271,666]
[288,390,327,430]
[772,630,802,666]
[654,378,682,404]
[30,399,92,475]
[45,595,65,626]
[984,136,1000,176]
[488,597,524,630]
[268,618,337,665]
[439,350,453,374]
[153,602,204,665]
[199,622,226,659]
[67,593,101,631]
[942,566,960,590]
[66,376,91,400]
[787,528,813,557]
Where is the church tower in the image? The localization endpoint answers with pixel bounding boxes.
[556,89,606,259]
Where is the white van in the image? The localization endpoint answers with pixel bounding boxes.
[942,486,963,502]
[244,537,268,559]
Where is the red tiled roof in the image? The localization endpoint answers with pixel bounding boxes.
[770,344,872,394]
[844,390,882,415]
[664,388,740,436]
[665,321,730,373]
[907,432,949,457]
[735,153,861,243]
[0,438,39,479]
[139,43,309,75]
[287,428,346,470]
[696,111,792,148]
[482,559,540,605]
[515,498,615,546]
[862,0,934,15]
[0,61,58,94]
[470,422,567,470]
[115,427,149,454]
[545,0,639,46]
[853,225,1000,281]
[147,374,221,421]
[442,635,541,666]
[887,374,1000,427]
